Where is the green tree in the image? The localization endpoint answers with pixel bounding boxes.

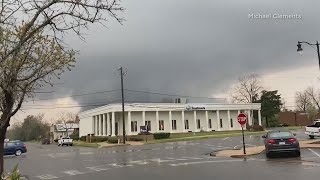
[258,90,282,127]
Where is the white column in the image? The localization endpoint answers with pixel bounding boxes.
[227,110,231,130]
[181,111,185,132]
[169,111,172,132]
[247,110,252,126]
[193,111,197,132]
[142,111,146,128]
[238,110,240,115]
[156,111,159,132]
[205,110,209,131]
[111,112,115,136]
[258,110,262,126]
[127,111,131,135]
[107,113,110,136]
[103,114,106,136]
[216,110,220,131]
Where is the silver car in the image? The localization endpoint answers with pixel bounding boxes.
[262,129,300,158]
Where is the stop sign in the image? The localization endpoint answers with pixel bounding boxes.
[237,113,247,125]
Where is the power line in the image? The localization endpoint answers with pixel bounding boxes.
[124,89,226,100]
[26,89,120,102]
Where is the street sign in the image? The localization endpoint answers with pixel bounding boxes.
[237,113,247,155]
[237,113,247,125]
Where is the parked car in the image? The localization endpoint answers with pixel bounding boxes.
[58,137,73,146]
[262,129,300,158]
[41,138,50,144]
[305,120,320,139]
[4,140,27,156]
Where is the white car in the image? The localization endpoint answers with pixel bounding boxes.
[305,120,320,139]
[58,137,73,146]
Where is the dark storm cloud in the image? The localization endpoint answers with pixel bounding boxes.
[36,0,320,111]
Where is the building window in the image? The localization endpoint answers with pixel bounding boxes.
[208,119,212,129]
[197,119,201,129]
[220,119,223,128]
[185,120,189,129]
[172,120,177,130]
[145,121,151,131]
[159,120,164,131]
[131,121,137,132]
[230,118,233,128]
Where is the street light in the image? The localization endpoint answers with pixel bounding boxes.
[297,41,320,69]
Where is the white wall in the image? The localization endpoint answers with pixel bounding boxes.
[79,116,93,137]
[158,111,169,133]
[145,111,157,133]
[130,111,143,135]
[171,111,182,133]
[184,111,194,132]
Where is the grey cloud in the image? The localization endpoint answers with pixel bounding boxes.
[32,0,320,111]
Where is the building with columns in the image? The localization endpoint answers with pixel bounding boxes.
[78,103,261,137]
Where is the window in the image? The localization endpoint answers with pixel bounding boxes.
[131,121,137,132]
[220,119,223,128]
[230,118,233,128]
[197,119,201,129]
[185,120,189,129]
[145,121,151,131]
[172,120,177,130]
[208,119,212,129]
[159,120,164,131]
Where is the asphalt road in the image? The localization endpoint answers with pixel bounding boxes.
[4,129,320,180]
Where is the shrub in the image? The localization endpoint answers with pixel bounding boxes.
[138,132,152,135]
[108,137,119,144]
[70,131,79,140]
[128,137,143,141]
[92,136,109,142]
[252,124,264,131]
[282,123,289,127]
[80,136,86,142]
[2,165,21,180]
[54,139,58,143]
[153,132,170,139]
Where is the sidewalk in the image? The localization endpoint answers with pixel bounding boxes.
[212,139,320,158]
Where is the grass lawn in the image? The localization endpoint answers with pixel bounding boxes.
[287,126,305,130]
[147,130,266,144]
[73,141,100,148]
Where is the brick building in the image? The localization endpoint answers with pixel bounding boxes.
[278,111,313,126]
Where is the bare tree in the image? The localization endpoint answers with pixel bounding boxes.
[295,90,311,112]
[230,73,263,103]
[306,87,320,111]
[0,0,124,173]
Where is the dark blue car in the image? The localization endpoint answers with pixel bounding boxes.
[4,140,27,156]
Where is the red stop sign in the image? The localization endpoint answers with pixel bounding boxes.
[237,113,247,125]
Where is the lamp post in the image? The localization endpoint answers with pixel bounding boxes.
[297,41,320,69]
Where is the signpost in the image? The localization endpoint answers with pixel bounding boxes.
[237,113,247,154]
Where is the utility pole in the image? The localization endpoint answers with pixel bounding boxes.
[119,67,126,144]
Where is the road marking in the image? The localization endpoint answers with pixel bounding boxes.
[80,152,93,155]
[169,159,244,166]
[109,163,133,168]
[87,167,110,171]
[63,170,85,175]
[222,137,230,140]
[308,148,320,157]
[36,174,58,179]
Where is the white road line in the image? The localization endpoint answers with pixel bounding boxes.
[222,137,230,140]
[308,148,320,157]
[63,170,85,176]
[36,174,58,179]
[87,167,110,171]
[170,159,244,167]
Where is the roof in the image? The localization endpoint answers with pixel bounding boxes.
[79,102,261,118]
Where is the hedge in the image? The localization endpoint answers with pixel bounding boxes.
[108,137,119,144]
[153,133,170,139]
[128,137,143,141]
[92,136,109,142]
[80,136,86,142]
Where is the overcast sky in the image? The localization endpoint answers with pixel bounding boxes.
[13,0,320,123]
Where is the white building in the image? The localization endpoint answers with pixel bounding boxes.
[78,103,261,137]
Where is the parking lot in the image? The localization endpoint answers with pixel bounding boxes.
[4,130,320,180]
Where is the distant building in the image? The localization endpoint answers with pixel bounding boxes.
[78,102,261,137]
[50,123,79,141]
[278,111,313,126]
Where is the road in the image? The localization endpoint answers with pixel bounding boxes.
[4,130,320,180]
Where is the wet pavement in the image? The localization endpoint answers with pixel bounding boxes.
[4,129,320,180]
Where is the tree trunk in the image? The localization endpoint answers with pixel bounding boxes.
[0,126,7,174]
[266,116,269,128]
